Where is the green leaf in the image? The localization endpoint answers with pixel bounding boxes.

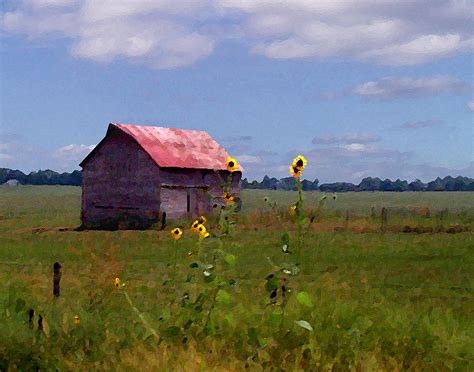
[224,254,237,266]
[269,310,283,326]
[216,289,231,305]
[296,215,310,225]
[281,233,290,246]
[296,291,313,307]
[294,320,313,332]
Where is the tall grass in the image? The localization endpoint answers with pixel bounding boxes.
[0,186,473,369]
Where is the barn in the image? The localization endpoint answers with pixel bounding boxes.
[79,123,242,229]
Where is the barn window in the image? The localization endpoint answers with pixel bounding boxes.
[187,193,191,212]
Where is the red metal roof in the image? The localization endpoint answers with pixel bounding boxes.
[105,123,242,171]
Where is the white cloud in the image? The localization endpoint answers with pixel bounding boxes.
[2,0,215,69]
[353,76,469,99]
[52,143,95,160]
[312,132,380,145]
[2,0,473,68]
[0,153,13,160]
[400,119,443,129]
[360,34,465,66]
[467,101,474,111]
[236,154,262,164]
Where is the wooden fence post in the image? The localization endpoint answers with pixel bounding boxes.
[28,308,34,329]
[38,314,43,332]
[53,262,62,297]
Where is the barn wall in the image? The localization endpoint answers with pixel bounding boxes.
[81,129,161,229]
[159,168,242,218]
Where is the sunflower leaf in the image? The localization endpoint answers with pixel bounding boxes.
[296,291,313,307]
[224,254,237,266]
[294,320,313,332]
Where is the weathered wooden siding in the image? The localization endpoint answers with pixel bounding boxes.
[81,129,161,229]
[159,168,241,218]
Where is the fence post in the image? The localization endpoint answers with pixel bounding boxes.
[370,207,376,219]
[381,207,387,232]
[38,314,43,332]
[28,308,34,329]
[344,210,350,230]
[53,262,62,297]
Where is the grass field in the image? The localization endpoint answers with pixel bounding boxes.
[1,186,473,370]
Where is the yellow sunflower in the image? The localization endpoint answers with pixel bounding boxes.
[114,277,120,288]
[73,315,80,325]
[170,227,183,240]
[289,205,297,215]
[289,165,302,178]
[197,224,210,239]
[292,155,307,171]
[190,220,200,233]
[225,156,239,172]
[197,215,207,225]
[223,192,234,204]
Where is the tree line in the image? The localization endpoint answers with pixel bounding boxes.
[1,168,473,191]
[0,168,82,186]
[242,175,474,192]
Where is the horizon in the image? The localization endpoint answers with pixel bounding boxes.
[1,165,472,186]
[1,1,473,183]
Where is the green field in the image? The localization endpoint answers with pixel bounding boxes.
[1,186,473,370]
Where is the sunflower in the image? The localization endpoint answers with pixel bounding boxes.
[289,205,297,215]
[190,220,200,233]
[73,315,80,325]
[225,156,239,172]
[289,165,302,178]
[114,277,120,288]
[197,215,207,225]
[197,224,210,239]
[223,192,234,204]
[170,227,183,240]
[292,155,307,171]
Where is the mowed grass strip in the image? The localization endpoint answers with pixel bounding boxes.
[0,186,473,370]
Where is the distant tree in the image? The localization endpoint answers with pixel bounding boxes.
[408,179,426,191]
[358,177,382,191]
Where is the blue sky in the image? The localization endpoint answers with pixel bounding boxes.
[1,0,473,182]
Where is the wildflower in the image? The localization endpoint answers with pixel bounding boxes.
[121,282,126,288]
[186,251,193,258]
[170,227,183,240]
[223,192,234,204]
[197,215,207,225]
[73,315,80,325]
[289,165,302,178]
[197,224,210,239]
[191,219,200,233]
[289,205,297,215]
[114,277,120,288]
[225,156,239,172]
[292,155,307,171]
[263,196,269,203]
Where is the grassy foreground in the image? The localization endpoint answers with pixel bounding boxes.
[0,186,473,370]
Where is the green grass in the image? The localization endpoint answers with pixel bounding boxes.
[0,186,473,370]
